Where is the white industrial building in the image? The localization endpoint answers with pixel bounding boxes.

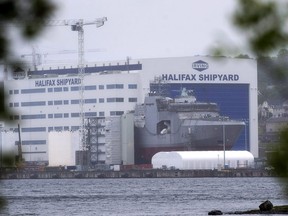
[152,151,255,170]
[1,56,258,166]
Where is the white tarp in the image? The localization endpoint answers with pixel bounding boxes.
[152,151,254,170]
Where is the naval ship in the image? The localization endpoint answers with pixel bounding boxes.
[134,88,245,164]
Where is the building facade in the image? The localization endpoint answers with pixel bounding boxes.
[2,56,258,164]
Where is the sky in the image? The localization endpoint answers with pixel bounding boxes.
[17,0,245,65]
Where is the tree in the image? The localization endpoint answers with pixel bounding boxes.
[232,0,288,181]
[0,0,55,209]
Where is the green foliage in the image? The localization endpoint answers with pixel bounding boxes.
[0,0,55,120]
[269,127,288,177]
[233,0,288,55]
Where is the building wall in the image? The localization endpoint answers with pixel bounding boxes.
[3,56,258,164]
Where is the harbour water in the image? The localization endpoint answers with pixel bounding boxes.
[0,177,287,216]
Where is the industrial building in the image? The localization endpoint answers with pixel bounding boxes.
[1,56,258,167]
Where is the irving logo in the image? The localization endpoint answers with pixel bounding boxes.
[192,60,209,72]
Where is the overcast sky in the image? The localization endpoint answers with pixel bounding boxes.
[18,0,245,64]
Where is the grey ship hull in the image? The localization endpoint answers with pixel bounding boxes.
[134,95,245,164]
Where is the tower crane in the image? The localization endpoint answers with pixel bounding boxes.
[46,17,107,151]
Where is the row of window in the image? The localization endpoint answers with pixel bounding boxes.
[9,84,138,94]
[9,98,137,107]
[10,111,124,120]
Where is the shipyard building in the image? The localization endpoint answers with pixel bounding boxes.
[1,56,258,167]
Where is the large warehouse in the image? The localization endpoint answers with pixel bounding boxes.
[1,56,258,166]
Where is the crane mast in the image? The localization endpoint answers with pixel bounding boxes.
[46,17,107,151]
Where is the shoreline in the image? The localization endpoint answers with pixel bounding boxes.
[0,168,273,179]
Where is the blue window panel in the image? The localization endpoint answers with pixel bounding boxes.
[71,113,80,117]
[63,87,69,92]
[14,115,19,120]
[99,112,105,117]
[48,101,53,105]
[54,126,63,131]
[48,88,53,92]
[107,98,124,102]
[21,88,45,94]
[71,99,79,104]
[128,84,137,89]
[9,90,13,94]
[85,85,97,90]
[48,127,53,132]
[54,100,62,105]
[64,126,69,131]
[64,100,69,105]
[54,113,63,118]
[99,85,104,89]
[9,103,13,107]
[64,113,69,118]
[71,126,79,131]
[21,114,46,119]
[21,101,46,106]
[22,127,46,132]
[85,99,96,103]
[116,84,124,89]
[85,112,97,117]
[48,114,53,118]
[22,140,46,145]
[14,90,19,94]
[71,86,80,91]
[54,87,62,92]
[129,98,137,102]
[14,103,19,107]
[110,111,124,116]
[99,98,104,103]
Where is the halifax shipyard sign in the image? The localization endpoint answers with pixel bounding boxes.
[161,60,239,82]
[35,78,81,87]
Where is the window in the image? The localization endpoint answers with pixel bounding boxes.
[48,114,53,118]
[71,113,79,117]
[21,88,45,94]
[71,86,80,91]
[106,84,124,89]
[99,112,105,117]
[71,99,79,104]
[21,114,46,119]
[64,113,69,118]
[22,140,46,145]
[48,127,53,132]
[63,87,69,92]
[54,100,62,105]
[85,85,97,90]
[99,85,104,90]
[9,90,13,95]
[48,101,53,105]
[64,126,69,131]
[107,98,124,102]
[14,90,19,94]
[14,103,19,107]
[71,126,79,131]
[14,115,19,120]
[9,103,13,107]
[22,127,46,132]
[128,84,137,89]
[21,101,46,106]
[54,87,62,92]
[110,111,124,116]
[85,112,97,117]
[48,88,53,92]
[85,99,96,104]
[64,100,69,105]
[54,126,62,131]
[99,98,104,103]
[129,98,137,102]
[54,113,63,118]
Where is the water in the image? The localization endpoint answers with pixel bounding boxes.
[0,177,287,216]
